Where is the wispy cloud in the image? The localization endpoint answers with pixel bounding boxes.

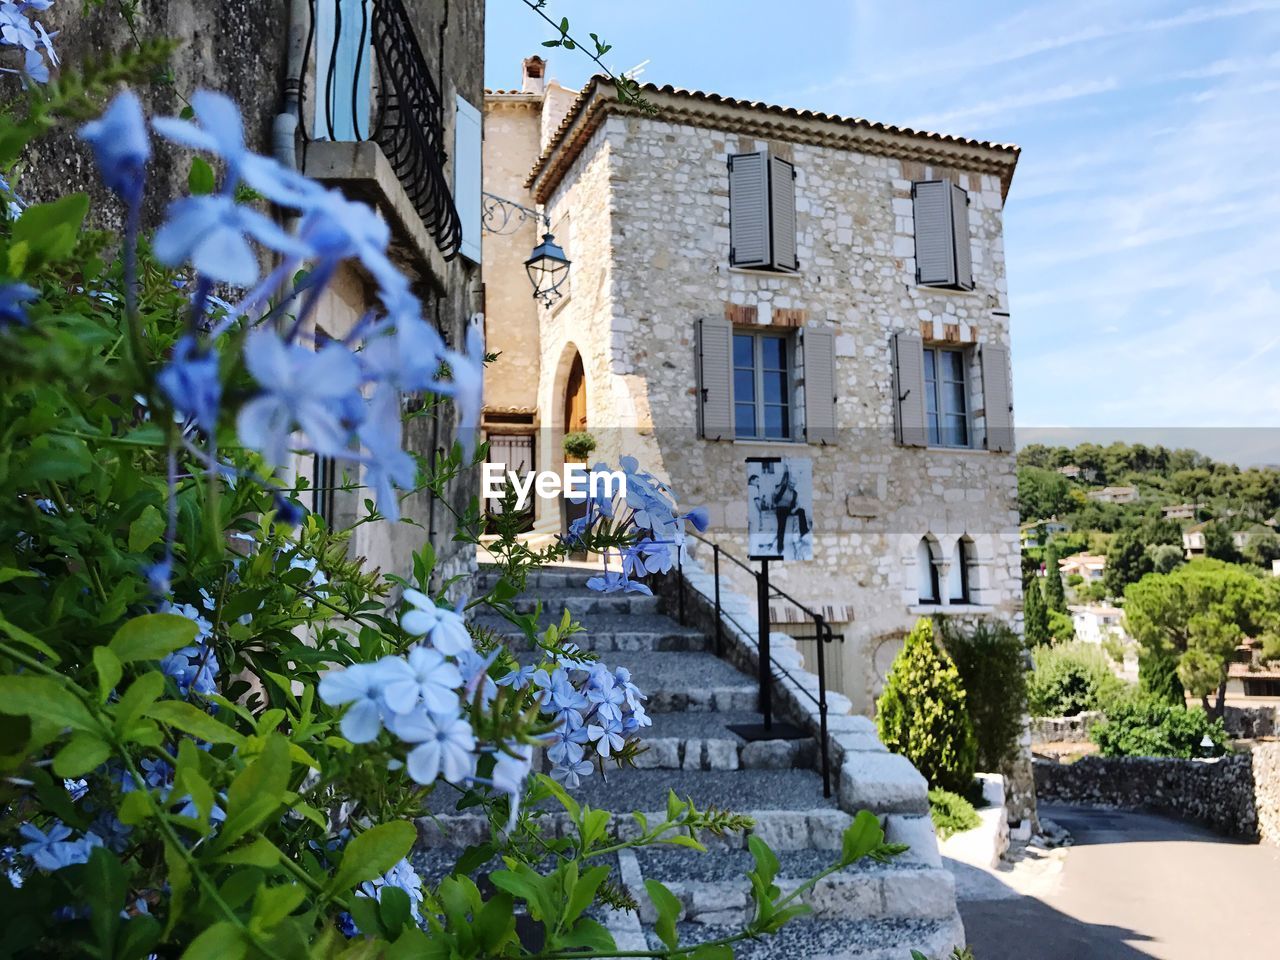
[908,78,1119,129]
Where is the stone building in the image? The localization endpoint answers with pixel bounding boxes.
[483,59,1025,715]
[32,0,485,585]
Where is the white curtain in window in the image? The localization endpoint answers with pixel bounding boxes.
[948,540,968,602]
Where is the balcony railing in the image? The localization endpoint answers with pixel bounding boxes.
[301,0,463,260]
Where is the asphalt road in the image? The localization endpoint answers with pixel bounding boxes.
[958,803,1280,960]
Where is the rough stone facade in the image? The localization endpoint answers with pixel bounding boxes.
[28,1,484,590]
[1034,746,1280,845]
[1031,712,1104,744]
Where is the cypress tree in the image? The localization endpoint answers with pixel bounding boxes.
[1024,575,1050,646]
[1044,541,1068,614]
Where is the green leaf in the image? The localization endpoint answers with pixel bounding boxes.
[187,156,216,195]
[109,613,198,663]
[163,838,191,935]
[93,647,122,703]
[13,193,89,265]
[218,733,291,847]
[378,883,412,934]
[661,833,706,852]
[840,810,886,867]
[23,435,91,482]
[0,676,96,732]
[644,879,683,951]
[691,946,735,960]
[146,699,245,746]
[215,835,281,868]
[556,918,615,952]
[117,914,162,960]
[112,672,164,736]
[118,789,153,826]
[324,820,417,898]
[53,731,111,777]
[128,505,165,552]
[252,882,306,928]
[84,847,125,954]
[181,921,247,960]
[748,835,780,886]
[0,611,60,663]
[564,864,610,925]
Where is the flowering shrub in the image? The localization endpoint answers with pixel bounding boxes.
[0,57,903,958]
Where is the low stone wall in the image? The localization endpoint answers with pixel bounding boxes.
[1031,713,1103,744]
[1035,742,1280,844]
[1223,705,1278,739]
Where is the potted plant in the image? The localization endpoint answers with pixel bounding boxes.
[562,430,597,462]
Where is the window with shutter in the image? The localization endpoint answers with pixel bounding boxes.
[454,95,483,263]
[728,151,799,272]
[313,0,373,141]
[980,344,1014,452]
[892,332,928,447]
[802,327,837,445]
[697,318,734,440]
[912,179,974,290]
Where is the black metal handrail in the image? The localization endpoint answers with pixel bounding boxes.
[300,0,463,259]
[676,531,843,798]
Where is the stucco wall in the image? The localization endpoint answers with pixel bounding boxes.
[540,111,1022,714]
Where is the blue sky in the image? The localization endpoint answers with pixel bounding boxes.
[486,1,1280,453]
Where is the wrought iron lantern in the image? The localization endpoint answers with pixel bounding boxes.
[481,191,571,307]
[524,232,571,307]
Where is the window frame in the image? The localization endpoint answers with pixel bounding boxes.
[923,345,972,448]
[948,538,972,604]
[917,537,940,605]
[732,329,795,441]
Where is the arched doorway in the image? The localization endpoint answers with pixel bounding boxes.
[563,353,587,435]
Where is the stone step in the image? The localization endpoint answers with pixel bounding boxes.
[470,612,710,653]
[629,848,957,925]
[640,915,964,960]
[638,711,815,771]
[514,650,757,713]
[509,588,662,618]
[475,565,597,592]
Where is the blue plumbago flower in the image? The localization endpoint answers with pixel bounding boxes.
[377,646,462,716]
[173,793,226,824]
[157,336,221,435]
[355,858,424,926]
[34,497,55,514]
[359,314,448,396]
[584,665,626,722]
[62,778,87,802]
[236,329,362,468]
[158,600,213,639]
[358,384,417,523]
[0,281,37,329]
[489,742,533,831]
[273,494,305,527]
[551,757,593,789]
[152,90,318,207]
[547,710,589,766]
[78,90,149,202]
[392,709,477,786]
[296,187,400,291]
[159,642,220,697]
[534,667,588,714]
[90,811,132,854]
[154,193,311,286]
[586,714,625,759]
[683,506,710,532]
[143,559,172,597]
[18,822,103,871]
[399,589,472,656]
[496,663,536,690]
[318,661,393,744]
[455,648,498,707]
[586,570,653,596]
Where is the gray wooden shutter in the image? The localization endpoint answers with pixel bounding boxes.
[892,332,928,447]
[697,318,733,440]
[454,95,483,263]
[802,326,837,445]
[769,155,798,271]
[913,180,955,287]
[981,343,1014,452]
[729,152,770,268]
[950,182,973,290]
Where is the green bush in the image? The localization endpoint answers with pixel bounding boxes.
[929,788,981,840]
[1092,696,1229,758]
[940,619,1028,772]
[562,430,597,460]
[876,618,978,793]
[1028,642,1129,717]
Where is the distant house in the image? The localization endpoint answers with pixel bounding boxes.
[1059,552,1106,581]
[1183,521,1208,558]
[1232,524,1272,552]
[1069,603,1126,644]
[1162,503,1201,520]
[1226,639,1280,699]
[1086,485,1139,504]
[1020,517,1069,548]
[1057,464,1097,482]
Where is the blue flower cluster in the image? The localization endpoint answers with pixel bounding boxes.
[76,89,484,530]
[17,821,100,872]
[157,601,220,697]
[0,1,57,87]
[569,457,709,596]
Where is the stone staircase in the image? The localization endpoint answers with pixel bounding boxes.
[417,564,963,959]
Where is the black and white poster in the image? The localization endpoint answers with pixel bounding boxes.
[746,457,813,560]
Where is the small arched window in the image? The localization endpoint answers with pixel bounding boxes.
[917,537,940,604]
[949,537,973,603]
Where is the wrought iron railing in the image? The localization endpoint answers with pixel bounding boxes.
[301,0,463,259]
[675,532,843,798]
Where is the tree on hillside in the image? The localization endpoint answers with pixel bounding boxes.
[1202,521,1240,563]
[1017,466,1072,522]
[1124,559,1279,717]
[1024,575,1050,646]
[1043,541,1068,613]
[1139,646,1186,706]
[1243,528,1280,569]
[1150,543,1185,575]
[1104,526,1153,598]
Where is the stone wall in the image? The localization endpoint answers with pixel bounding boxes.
[1031,713,1104,744]
[1034,745,1280,845]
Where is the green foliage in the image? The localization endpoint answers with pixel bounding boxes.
[1047,608,1075,644]
[1027,643,1128,717]
[561,431,597,460]
[1138,646,1186,706]
[928,788,980,840]
[1043,542,1067,613]
[1150,543,1185,575]
[1243,528,1280,568]
[940,619,1028,772]
[1124,558,1280,712]
[876,619,977,793]
[1104,527,1154,598]
[1023,575,1050,647]
[1092,696,1229,758]
[1017,466,1072,522]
